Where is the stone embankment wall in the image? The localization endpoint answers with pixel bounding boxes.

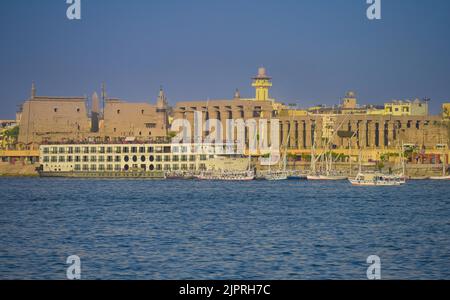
[0,162,39,176]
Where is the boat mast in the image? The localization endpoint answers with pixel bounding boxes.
[443,146,447,177]
[311,143,316,174]
[358,148,362,174]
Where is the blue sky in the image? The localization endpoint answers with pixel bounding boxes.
[1,0,449,118]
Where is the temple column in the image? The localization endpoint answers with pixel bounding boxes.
[305,121,312,149]
[387,121,395,149]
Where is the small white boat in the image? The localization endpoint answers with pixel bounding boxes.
[349,172,406,186]
[264,171,288,181]
[429,175,450,180]
[197,170,255,181]
[430,146,449,180]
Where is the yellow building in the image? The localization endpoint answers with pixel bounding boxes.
[443,103,450,120]
[384,99,428,116]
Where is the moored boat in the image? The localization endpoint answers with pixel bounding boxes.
[349,172,406,186]
[264,171,288,181]
[196,170,255,181]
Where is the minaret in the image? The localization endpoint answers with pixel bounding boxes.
[31,81,36,99]
[252,67,272,101]
[156,87,169,136]
[156,86,168,109]
[234,88,241,100]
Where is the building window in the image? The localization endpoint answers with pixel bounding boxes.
[54,108,58,113]
[117,110,120,114]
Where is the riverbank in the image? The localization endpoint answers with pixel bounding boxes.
[0,162,39,177]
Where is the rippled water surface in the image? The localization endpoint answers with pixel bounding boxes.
[0,178,449,279]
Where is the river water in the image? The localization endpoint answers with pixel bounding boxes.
[0,178,449,279]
